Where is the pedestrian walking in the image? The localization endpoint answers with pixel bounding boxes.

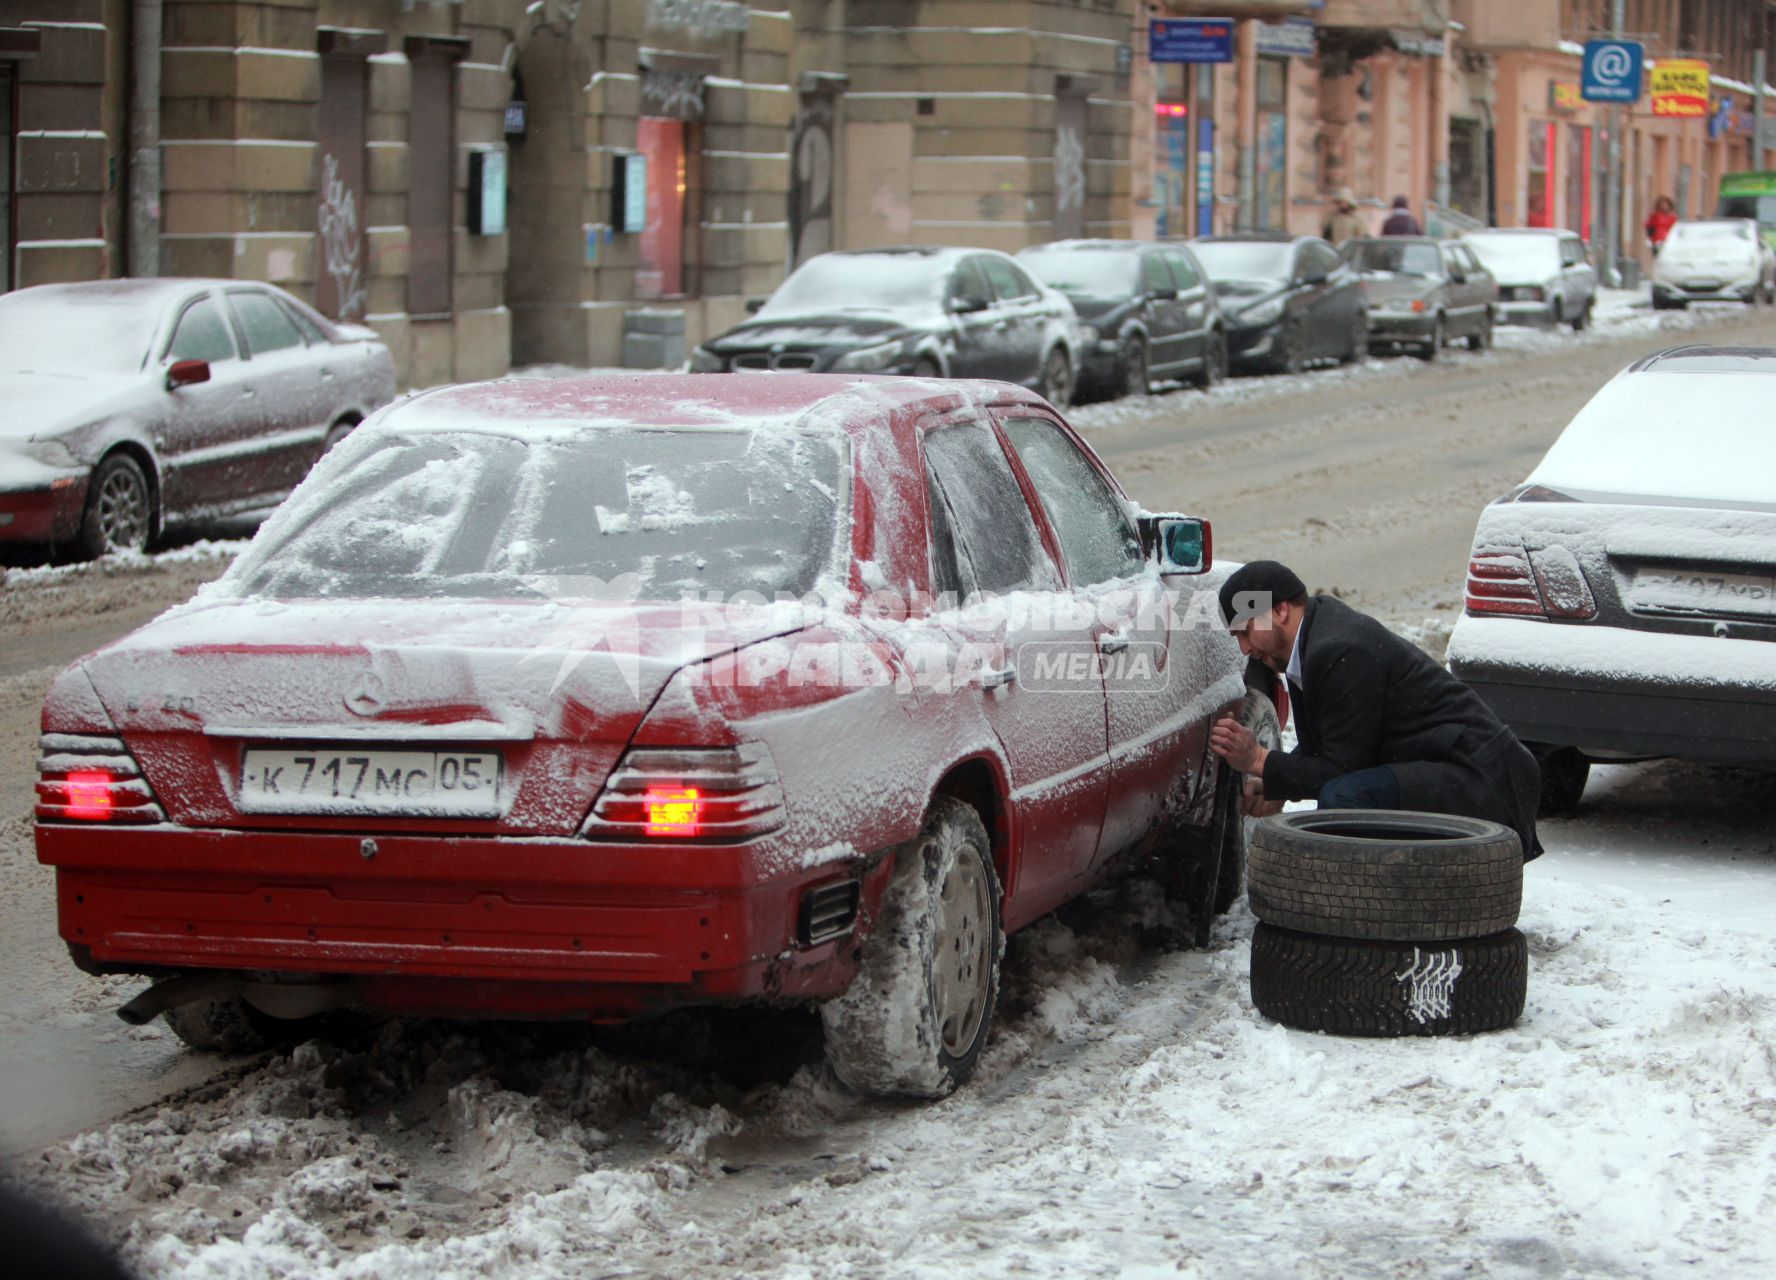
[1321,187,1367,247]
[1645,195,1678,254]
[1381,195,1423,236]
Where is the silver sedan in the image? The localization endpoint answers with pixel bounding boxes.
[0,279,396,558]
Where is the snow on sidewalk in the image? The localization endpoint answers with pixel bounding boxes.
[18,759,1776,1279]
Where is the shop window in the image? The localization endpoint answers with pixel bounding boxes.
[1527,121,1554,228]
[1256,58,1288,231]
[1564,124,1592,241]
[637,116,686,299]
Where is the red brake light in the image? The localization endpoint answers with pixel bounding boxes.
[1465,546,1547,618]
[36,735,166,824]
[645,787,703,837]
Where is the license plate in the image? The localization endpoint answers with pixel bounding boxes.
[1683,279,1721,290]
[1628,567,1776,619]
[239,748,502,817]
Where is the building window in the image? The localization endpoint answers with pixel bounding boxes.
[1256,58,1288,231]
[405,38,467,318]
[1527,120,1554,228]
[1564,123,1592,241]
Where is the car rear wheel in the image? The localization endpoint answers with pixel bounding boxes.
[1194,329,1227,389]
[75,452,153,559]
[912,357,943,379]
[820,796,1002,1099]
[322,418,358,453]
[1569,298,1591,331]
[1117,336,1149,399]
[163,995,280,1054]
[1416,316,1443,362]
[1039,347,1073,409]
[1531,744,1590,816]
[1467,310,1493,351]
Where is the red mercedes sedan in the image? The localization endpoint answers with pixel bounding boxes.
[36,373,1260,1097]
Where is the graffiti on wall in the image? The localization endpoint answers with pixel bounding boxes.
[789,94,835,266]
[317,152,366,320]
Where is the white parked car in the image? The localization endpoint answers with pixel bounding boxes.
[1463,227,1598,331]
[1447,345,1776,813]
[1651,218,1776,309]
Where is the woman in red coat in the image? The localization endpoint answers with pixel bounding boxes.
[1645,195,1678,252]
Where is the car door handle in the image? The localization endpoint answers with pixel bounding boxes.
[1098,633,1131,654]
[980,664,1018,690]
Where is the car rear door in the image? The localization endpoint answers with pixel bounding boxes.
[224,288,334,496]
[920,412,1110,922]
[995,408,1214,870]
[1441,242,1483,333]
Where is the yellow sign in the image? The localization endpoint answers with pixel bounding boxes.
[1651,59,1711,118]
[1550,81,1584,111]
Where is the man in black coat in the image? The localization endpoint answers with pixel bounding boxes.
[1208,560,1542,860]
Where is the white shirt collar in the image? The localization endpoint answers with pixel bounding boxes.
[1284,614,1305,689]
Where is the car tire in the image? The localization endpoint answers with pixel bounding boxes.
[1416,316,1443,362]
[1039,347,1073,410]
[820,796,1002,1099]
[163,995,280,1054]
[1531,745,1590,817]
[1194,329,1227,389]
[912,357,943,379]
[1467,310,1493,351]
[1120,337,1149,398]
[74,452,154,560]
[1247,809,1523,942]
[1570,298,1591,332]
[1250,923,1528,1038]
[322,419,358,453]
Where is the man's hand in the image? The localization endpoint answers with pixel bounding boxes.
[1239,774,1285,819]
[1209,713,1268,776]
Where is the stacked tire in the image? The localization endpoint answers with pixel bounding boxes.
[1246,810,1527,1037]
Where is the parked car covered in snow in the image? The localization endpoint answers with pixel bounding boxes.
[0,279,396,559]
[1191,233,1368,374]
[1017,239,1227,398]
[1448,345,1776,813]
[35,373,1264,1098]
[1341,236,1498,359]
[1650,218,1776,309]
[1462,227,1596,331]
[689,247,1081,408]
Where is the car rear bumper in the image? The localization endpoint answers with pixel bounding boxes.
[0,473,87,544]
[1494,299,1558,325]
[1367,312,1438,342]
[1652,278,1759,302]
[37,824,889,1020]
[1449,615,1776,763]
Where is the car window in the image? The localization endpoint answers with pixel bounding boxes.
[166,296,237,364]
[1456,245,1485,275]
[923,420,1055,596]
[981,256,1037,302]
[1001,416,1143,586]
[1164,248,1202,290]
[1141,254,1173,293]
[950,258,992,304]
[1441,246,1467,276]
[279,297,329,344]
[925,468,974,599]
[229,291,306,356]
[1559,238,1584,267]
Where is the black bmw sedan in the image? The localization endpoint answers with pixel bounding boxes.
[690,247,1081,407]
[1017,239,1227,401]
[1191,234,1368,375]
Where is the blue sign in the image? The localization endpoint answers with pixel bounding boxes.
[1582,39,1644,103]
[1150,18,1235,65]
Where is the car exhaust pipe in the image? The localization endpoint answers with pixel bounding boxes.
[117,971,242,1025]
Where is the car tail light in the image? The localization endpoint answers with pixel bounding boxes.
[584,744,785,841]
[36,734,166,824]
[1465,546,1546,618]
[1513,286,1545,302]
[1411,299,1427,312]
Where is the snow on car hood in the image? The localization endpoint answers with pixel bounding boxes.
[1526,370,1776,508]
[708,313,916,350]
[0,370,142,443]
[79,596,820,831]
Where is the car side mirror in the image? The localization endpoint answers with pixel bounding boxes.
[949,294,990,314]
[1139,514,1212,575]
[1147,286,1178,301]
[744,297,765,314]
[166,358,211,390]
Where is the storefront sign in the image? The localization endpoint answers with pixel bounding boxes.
[1255,18,1316,59]
[1651,59,1711,117]
[646,0,749,35]
[1149,19,1234,64]
[1389,30,1445,58]
[1549,81,1584,112]
[1581,39,1644,103]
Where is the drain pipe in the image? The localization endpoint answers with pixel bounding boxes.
[128,0,161,278]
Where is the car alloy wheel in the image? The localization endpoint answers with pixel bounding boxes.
[78,453,152,558]
[1041,347,1073,409]
[1121,337,1149,398]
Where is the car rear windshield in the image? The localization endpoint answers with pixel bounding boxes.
[1464,234,1559,278]
[1190,241,1293,283]
[1345,241,1442,275]
[229,427,850,600]
[0,292,158,376]
[759,254,947,316]
[1018,248,1142,298]
[1667,221,1753,243]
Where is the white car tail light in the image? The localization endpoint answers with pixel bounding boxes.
[36,734,166,824]
[1465,546,1545,618]
[583,744,786,840]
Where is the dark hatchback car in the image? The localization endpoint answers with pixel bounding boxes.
[690,247,1080,407]
[1191,234,1368,374]
[1017,239,1226,400]
[1342,236,1498,360]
